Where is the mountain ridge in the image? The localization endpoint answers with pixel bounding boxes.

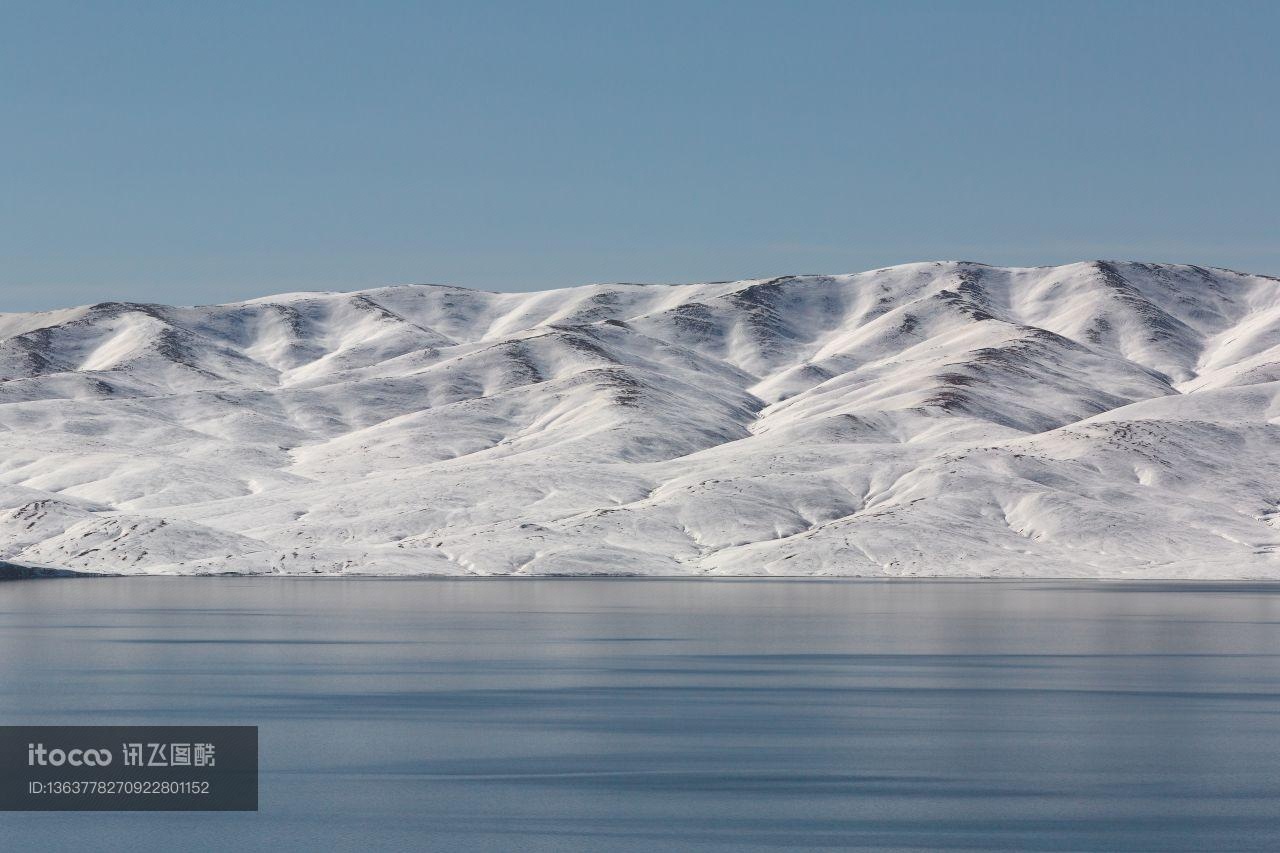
[2,260,1278,577]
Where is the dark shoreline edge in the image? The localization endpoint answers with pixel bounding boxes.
[2,563,1279,591]
[0,561,98,580]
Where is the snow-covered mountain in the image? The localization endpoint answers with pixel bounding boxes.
[2,261,1279,578]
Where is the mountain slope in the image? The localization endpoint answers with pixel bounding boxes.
[2,260,1278,577]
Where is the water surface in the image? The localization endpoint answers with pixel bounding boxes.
[2,578,1279,851]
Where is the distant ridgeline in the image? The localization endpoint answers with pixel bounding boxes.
[0,261,1278,578]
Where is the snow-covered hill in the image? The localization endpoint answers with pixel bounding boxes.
[2,261,1279,578]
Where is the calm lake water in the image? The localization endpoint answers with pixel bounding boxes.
[1,578,1279,852]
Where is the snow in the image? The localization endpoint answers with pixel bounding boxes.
[1,260,1279,577]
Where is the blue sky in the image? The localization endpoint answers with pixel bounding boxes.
[2,0,1277,311]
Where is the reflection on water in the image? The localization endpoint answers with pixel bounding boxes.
[2,578,1280,851]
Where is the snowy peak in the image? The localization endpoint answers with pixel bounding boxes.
[1,261,1279,577]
